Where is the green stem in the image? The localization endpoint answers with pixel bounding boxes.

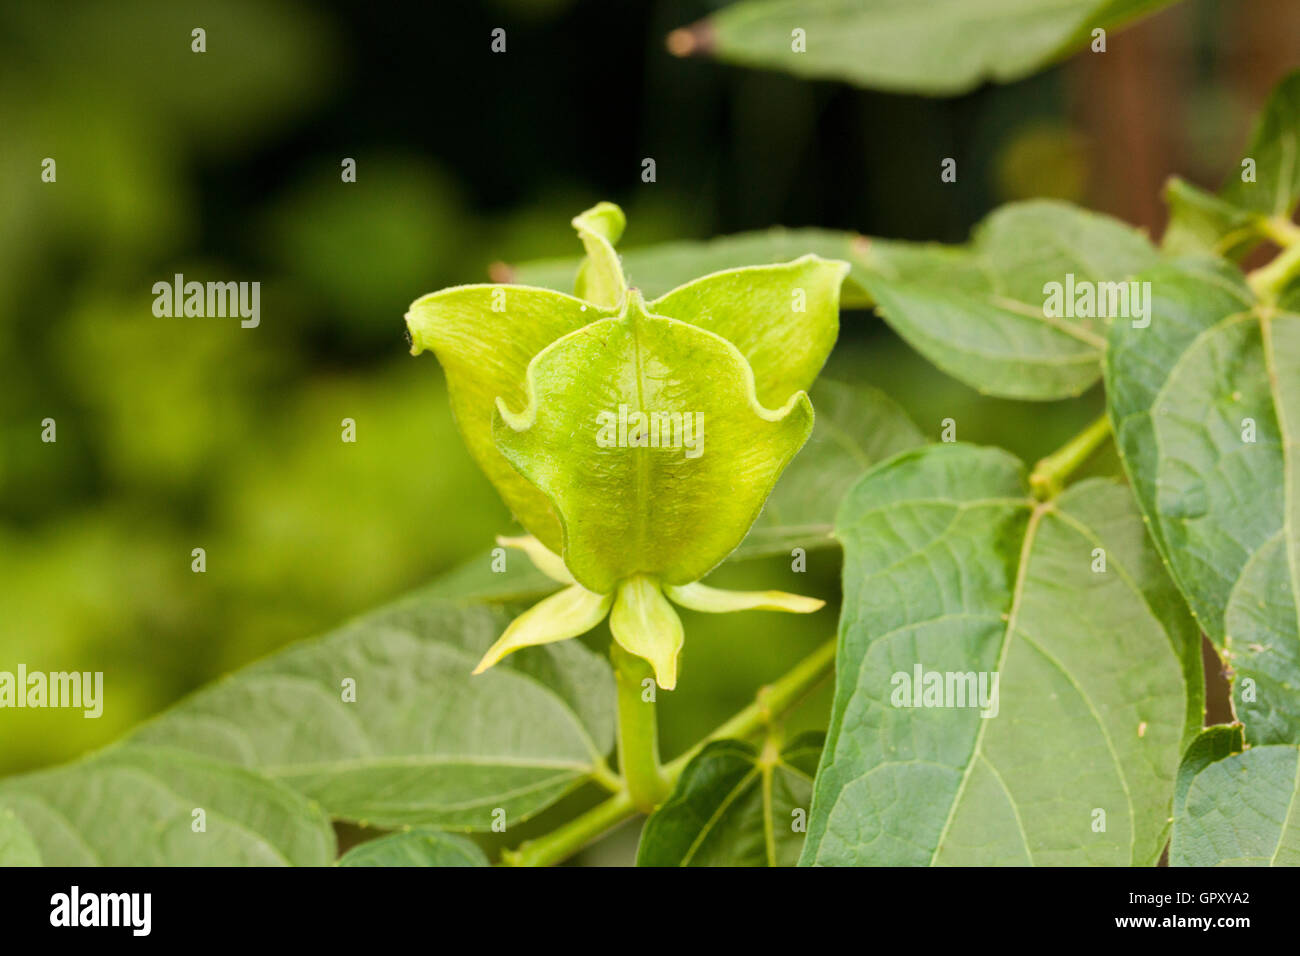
[1248,238,1300,302]
[503,636,837,867]
[611,643,668,813]
[1029,413,1112,501]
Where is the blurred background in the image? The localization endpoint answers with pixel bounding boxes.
[0,0,1294,855]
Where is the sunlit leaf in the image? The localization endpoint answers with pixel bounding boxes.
[337,828,488,867]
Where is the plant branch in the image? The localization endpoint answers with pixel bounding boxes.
[501,636,837,866]
[1029,413,1112,500]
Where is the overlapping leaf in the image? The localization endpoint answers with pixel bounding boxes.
[128,594,615,829]
[1164,71,1300,260]
[1106,257,1300,745]
[0,747,335,866]
[1171,740,1300,866]
[638,733,823,866]
[802,444,1201,866]
[337,828,488,867]
[667,0,1180,96]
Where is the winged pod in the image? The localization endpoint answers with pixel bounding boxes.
[405,203,848,689]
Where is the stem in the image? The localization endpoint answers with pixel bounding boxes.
[1029,413,1112,501]
[611,644,668,813]
[1248,238,1300,302]
[503,636,837,867]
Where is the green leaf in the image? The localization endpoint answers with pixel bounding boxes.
[510,201,1159,400]
[494,290,814,595]
[802,444,1202,866]
[1105,257,1300,745]
[0,747,335,866]
[1163,70,1300,259]
[407,284,615,553]
[127,596,616,829]
[0,807,41,866]
[861,201,1159,400]
[1172,725,1245,829]
[638,733,824,866]
[668,0,1180,96]
[337,828,488,867]
[736,377,927,558]
[1171,743,1300,866]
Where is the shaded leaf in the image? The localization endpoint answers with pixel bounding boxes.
[736,377,926,558]
[669,0,1179,96]
[0,747,335,866]
[337,828,488,867]
[802,444,1201,866]
[1171,743,1300,866]
[128,596,615,829]
[1105,257,1300,745]
[1172,724,1245,827]
[638,733,823,866]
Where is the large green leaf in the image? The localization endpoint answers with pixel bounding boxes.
[667,0,1179,96]
[494,290,813,594]
[1171,743,1300,866]
[512,201,1159,400]
[0,747,335,866]
[736,377,926,558]
[337,828,488,867]
[127,594,616,829]
[802,444,1201,866]
[1164,71,1300,260]
[1106,257,1300,745]
[637,733,823,866]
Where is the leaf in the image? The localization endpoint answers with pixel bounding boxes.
[802,444,1202,866]
[407,284,617,553]
[1171,743,1300,866]
[1105,257,1300,745]
[0,747,335,866]
[638,733,824,866]
[510,201,1159,400]
[1163,71,1300,259]
[494,290,813,594]
[736,377,927,558]
[337,828,488,867]
[667,0,1180,96]
[127,595,616,829]
[1172,724,1245,828]
[0,807,41,866]
[861,201,1160,400]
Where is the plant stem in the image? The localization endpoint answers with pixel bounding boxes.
[502,636,837,867]
[611,643,668,813]
[1248,237,1300,302]
[1029,413,1112,501]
